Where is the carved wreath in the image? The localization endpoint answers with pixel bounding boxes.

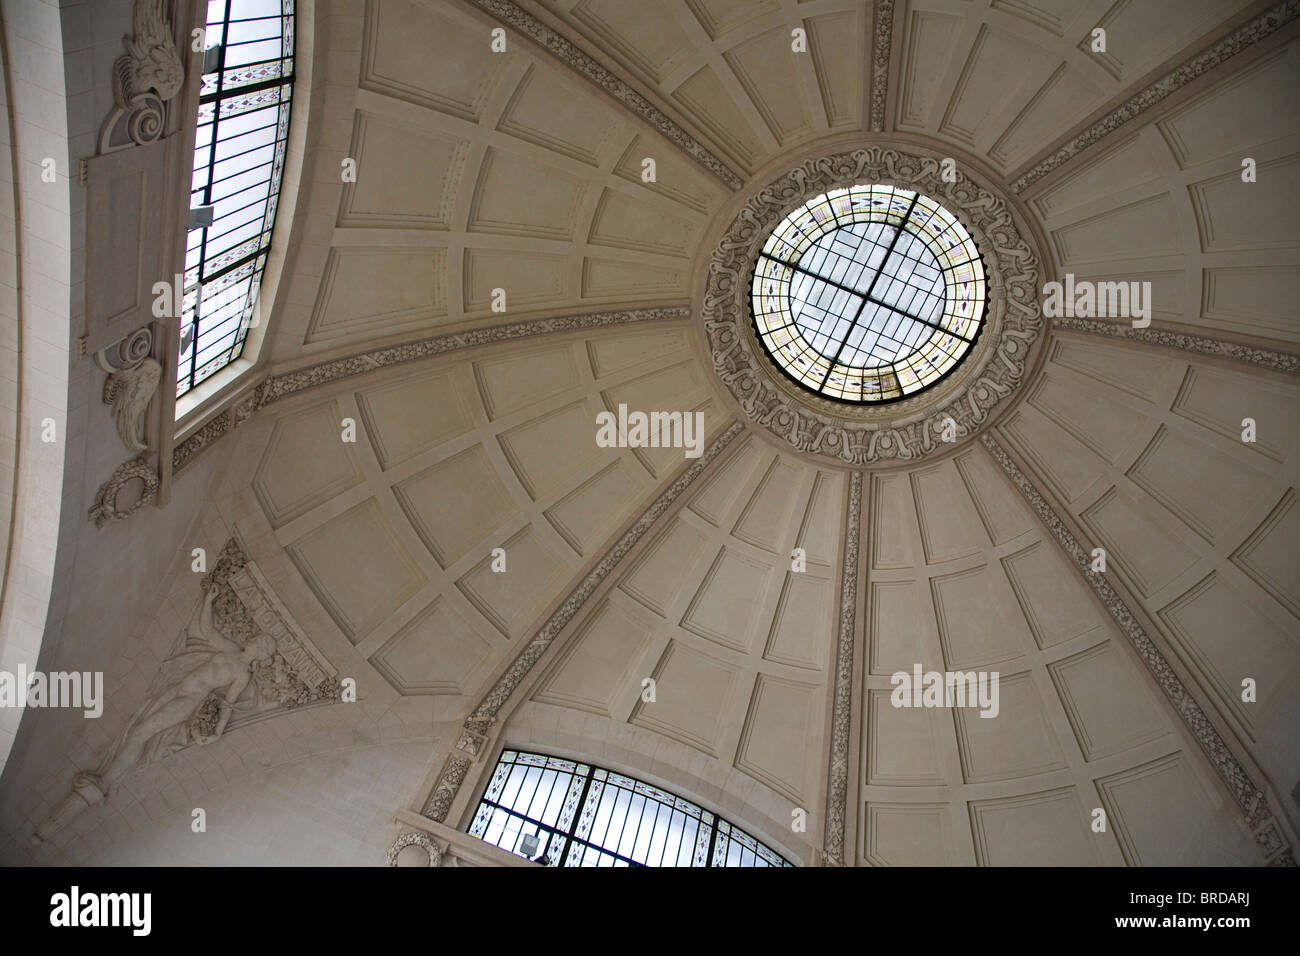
[702,146,1044,466]
[88,453,160,528]
[386,830,444,867]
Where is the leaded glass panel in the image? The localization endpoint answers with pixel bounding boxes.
[470,749,792,867]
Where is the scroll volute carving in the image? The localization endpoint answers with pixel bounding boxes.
[100,0,186,153]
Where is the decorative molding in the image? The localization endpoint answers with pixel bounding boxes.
[868,0,896,133]
[262,308,689,403]
[93,325,155,374]
[100,0,186,152]
[463,0,743,189]
[424,754,473,822]
[980,432,1296,867]
[171,307,689,475]
[822,470,862,865]
[386,829,444,867]
[1010,0,1300,194]
[419,420,747,823]
[88,454,160,528]
[172,408,234,473]
[97,326,162,453]
[703,147,1043,466]
[1054,317,1300,375]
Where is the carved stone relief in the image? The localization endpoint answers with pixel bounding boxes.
[868,1,896,133]
[1054,318,1300,376]
[88,454,160,529]
[100,0,187,152]
[386,829,445,867]
[96,325,162,453]
[32,538,339,844]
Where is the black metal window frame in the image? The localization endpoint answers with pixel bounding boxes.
[468,749,794,867]
[179,0,295,398]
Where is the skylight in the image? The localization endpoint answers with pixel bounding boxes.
[179,0,295,399]
[750,184,987,403]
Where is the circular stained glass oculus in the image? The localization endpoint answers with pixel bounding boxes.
[750,184,987,404]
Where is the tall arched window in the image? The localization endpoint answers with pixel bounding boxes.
[470,750,794,866]
[180,0,295,398]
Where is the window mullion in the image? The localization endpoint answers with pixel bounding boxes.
[561,767,596,867]
[704,816,719,868]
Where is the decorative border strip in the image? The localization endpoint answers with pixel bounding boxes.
[171,307,688,474]
[465,0,743,190]
[823,470,862,865]
[260,307,689,403]
[981,432,1295,866]
[1055,317,1300,375]
[424,754,473,822]
[868,0,896,133]
[423,419,747,821]
[1010,0,1300,194]
[171,393,260,474]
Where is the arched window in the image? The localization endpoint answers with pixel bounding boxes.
[469,750,793,866]
[180,0,295,398]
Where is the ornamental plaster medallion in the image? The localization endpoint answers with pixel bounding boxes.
[702,146,1045,466]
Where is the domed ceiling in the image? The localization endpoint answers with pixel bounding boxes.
[2,0,1297,868]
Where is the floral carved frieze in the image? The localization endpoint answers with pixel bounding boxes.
[702,147,1044,466]
[1054,317,1300,376]
[386,829,444,867]
[868,1,896,133]
[822,471,862,865]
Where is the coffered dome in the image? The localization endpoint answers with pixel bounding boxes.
[0,0,1296,878]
